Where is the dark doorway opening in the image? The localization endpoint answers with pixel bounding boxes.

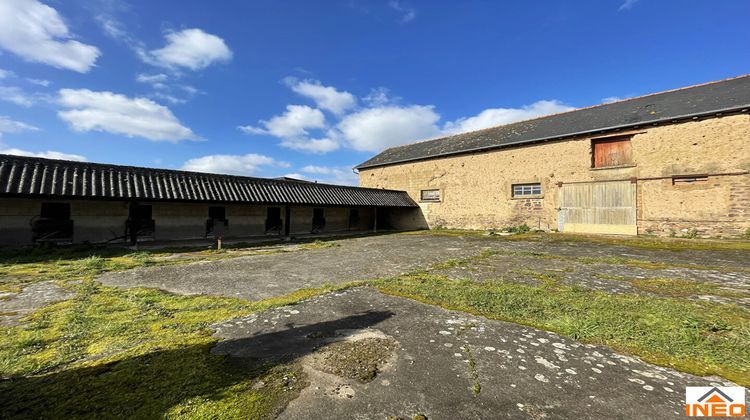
[32,202,73,243]
[312,208,326,233]
[126,204,155,244]
[40,202,71,220]
[348,208,360,230]
[265,207,282,234]
[375,207,390,231]
[208,206,226,220]
[206,206,228,237]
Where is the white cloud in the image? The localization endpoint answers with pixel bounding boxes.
[147,28,232,71]
[182,153,289,176]
[0,147,87,161]
[96,14,128,39]
[0,86,35,107]
[57,88,199,142]
[240,105,326,138]
[0,134,86,161]
[338,105,440,152]
[238,105,338,153]
[289,79,356,114]
[0,0,100,72]
[241,79,573,155]
[443,100,574,134]
[279,136,339,154]
[136,74,201,104]
[136,73,169,85]
[152,92,187,105]
[300,165,335,175]
[362,87,399,107]
[0,69,51,87]
[388,1,416,23]
[181,85,199,95]
[0,116,39,137]
[602,96,624,104]
[26,78,51,87]
[300,165,358,185]
[619,0,638,11]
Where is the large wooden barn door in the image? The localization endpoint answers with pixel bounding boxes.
[558,180,637,235]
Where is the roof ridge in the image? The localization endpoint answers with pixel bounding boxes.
[377,74,750,153]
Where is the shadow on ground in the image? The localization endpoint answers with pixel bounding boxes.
[0,311,393,419]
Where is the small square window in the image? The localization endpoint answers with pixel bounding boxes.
[512,183,542,197]
[420,189,440,202]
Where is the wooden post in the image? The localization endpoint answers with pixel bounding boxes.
[373,207,378,233]
[284,205,291,238]
[128,202,137,245]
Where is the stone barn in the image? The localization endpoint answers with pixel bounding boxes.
[356,75,750,237]
[0,155,418,246]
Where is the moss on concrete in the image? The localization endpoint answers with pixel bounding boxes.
[0,279,359,418]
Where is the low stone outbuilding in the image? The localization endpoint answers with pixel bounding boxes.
[356,75,750,237]
[0,155,418,246]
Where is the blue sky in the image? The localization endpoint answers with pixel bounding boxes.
[0,0,748,185]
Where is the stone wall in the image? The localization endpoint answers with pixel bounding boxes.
[359,114,750,237]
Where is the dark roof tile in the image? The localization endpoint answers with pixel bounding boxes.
[356,75,750,169]
[0,154,416,207]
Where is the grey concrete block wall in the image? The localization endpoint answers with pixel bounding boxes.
[350,208,374,231]
[225,204,267,237]
[386,207,429,231]
[290,207,314,234]
[72,200,129,243]
[0,198,36,246]
[325,208,349,232]
[151,202,207,240]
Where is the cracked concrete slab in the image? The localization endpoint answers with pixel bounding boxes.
[98,234,498,300]
[212,287,734,420]
[97,233,749,302]
[0,282,73,326]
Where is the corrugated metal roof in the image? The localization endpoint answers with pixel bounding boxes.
[356,75,750,169]
[0,154,416,207]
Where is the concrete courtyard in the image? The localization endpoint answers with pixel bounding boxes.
[89,232,750,419]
